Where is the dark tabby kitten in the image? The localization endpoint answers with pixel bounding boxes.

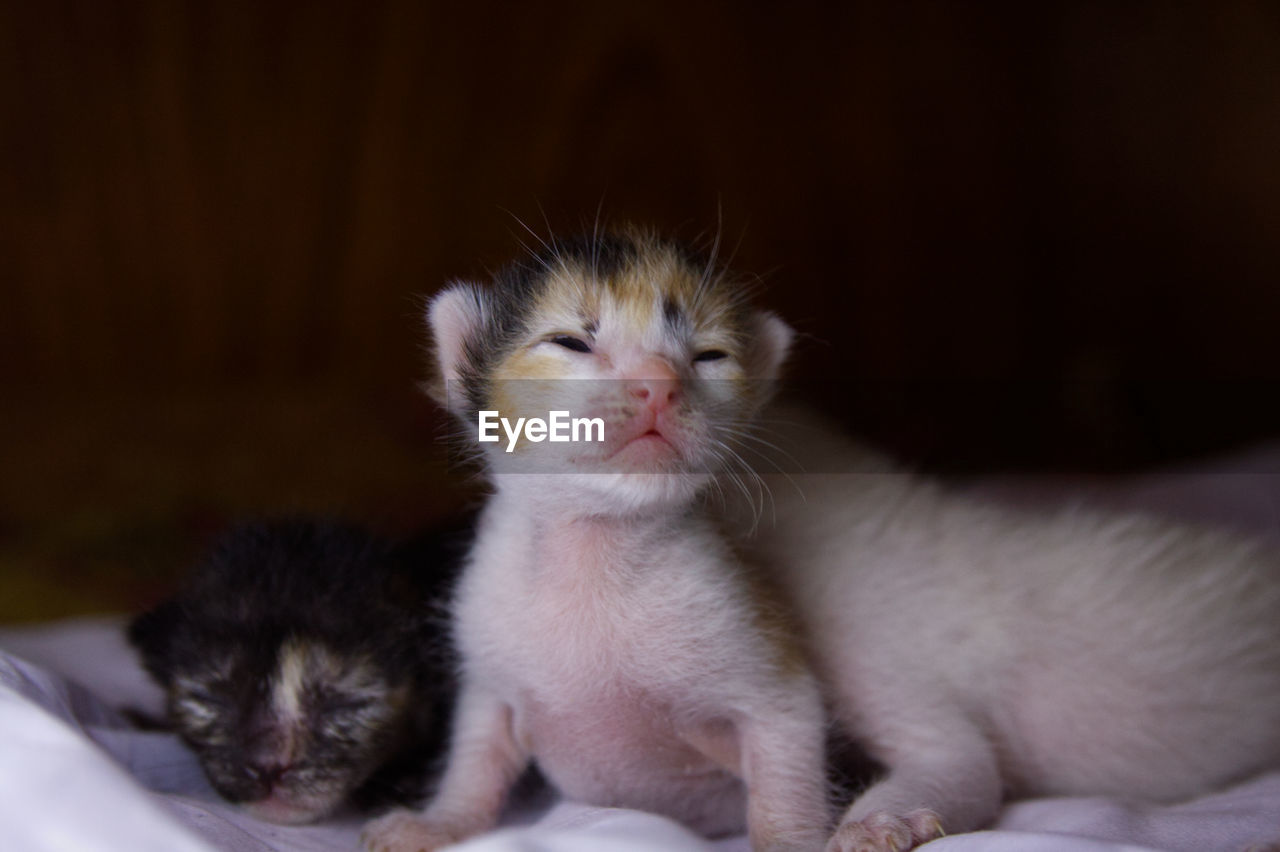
[129,517,467,824]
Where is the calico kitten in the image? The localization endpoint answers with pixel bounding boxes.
[363,227,832,852]
[364,227,1280,852]
[129,518,467,825]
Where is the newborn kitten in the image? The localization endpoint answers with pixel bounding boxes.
[362,228,833,852]
[735,407,1280,851]
[364,227,1280,852]
[129,518,466,824]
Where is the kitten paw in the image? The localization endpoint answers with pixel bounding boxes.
[826,808,943,852]
[361,809,468,852]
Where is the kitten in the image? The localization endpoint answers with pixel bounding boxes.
[362,228,834,852]
[735,407,1280,850]
[129,517,467,825]
[364,227,1280,852]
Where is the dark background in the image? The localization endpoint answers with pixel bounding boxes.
[3,2,1279,621]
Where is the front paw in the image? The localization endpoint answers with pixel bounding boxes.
[361,809,468,852]
[826,809,943,852]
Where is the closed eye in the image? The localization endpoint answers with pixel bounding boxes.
[693,350,728,363]
[322,696,373,715]
[550,335,592,353]
[177,691,219,710]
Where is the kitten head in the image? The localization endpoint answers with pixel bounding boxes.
[128,521,454,824]
[427,227,793,513]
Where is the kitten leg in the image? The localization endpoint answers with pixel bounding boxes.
[729,676,834,851]
[827,716,1001,852]
[362,684,527,852]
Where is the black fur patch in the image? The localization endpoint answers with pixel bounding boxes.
[553,230,640,281]
[662,295,685,331]
[128,516,472,818]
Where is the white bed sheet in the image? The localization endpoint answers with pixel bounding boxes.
[5,450,1280,852]
[4,612,1279,852]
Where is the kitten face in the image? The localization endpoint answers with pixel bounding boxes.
[163,635,409,824]
[129,519,460,825]
[430,229,793,512]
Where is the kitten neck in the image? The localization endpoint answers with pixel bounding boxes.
[524,501,705,590]
[491,470,710,522]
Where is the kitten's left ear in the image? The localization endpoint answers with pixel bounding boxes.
[127,600,184,686]
[750,310,794,382]
[425,282,490,411]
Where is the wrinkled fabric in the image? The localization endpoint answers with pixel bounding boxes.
[6,438,1280,852]
[3,621,1279,852]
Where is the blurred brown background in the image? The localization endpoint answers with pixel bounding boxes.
[3,2,1279,621]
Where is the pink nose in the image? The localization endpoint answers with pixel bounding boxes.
[626,360,680,411]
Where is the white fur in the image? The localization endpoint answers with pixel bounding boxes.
[362,482,834,852]
[727,404,1280,850]
[429,283,488,393]
[270,640,310,723]
[370,245,1280,852]
[363,266,832,852]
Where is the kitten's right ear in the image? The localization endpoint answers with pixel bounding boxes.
[750,310,795,382]
[425,282,489,410]
[126,600,183,685]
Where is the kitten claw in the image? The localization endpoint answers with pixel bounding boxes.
[826,808,944,852]
[360,809,465,852]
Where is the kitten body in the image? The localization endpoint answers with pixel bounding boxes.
[733,414,1280,848]
[129,518,466,824]
[363,230,832,852]
[365,227,1280,852]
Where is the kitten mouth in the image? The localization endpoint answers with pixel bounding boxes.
[244,793,333,825]
[604,428,683,469]
[615,427,673,451]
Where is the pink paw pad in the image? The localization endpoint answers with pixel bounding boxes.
[826,808,944,852]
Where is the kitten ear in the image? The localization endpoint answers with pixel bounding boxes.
[750,310,795,382]
[425,282,489,410]
[127,600,183,686]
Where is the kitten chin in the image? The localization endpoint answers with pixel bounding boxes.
[129,516,470,823]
